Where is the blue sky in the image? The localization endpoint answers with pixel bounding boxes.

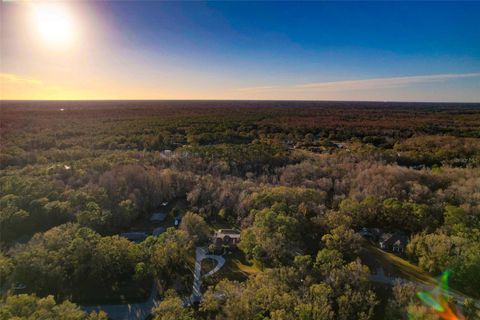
[1,1,479,101]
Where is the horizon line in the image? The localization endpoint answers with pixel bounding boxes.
[1,98,480,104]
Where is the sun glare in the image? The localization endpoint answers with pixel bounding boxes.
[32,3,76,47]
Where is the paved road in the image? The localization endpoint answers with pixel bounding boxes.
[189,247,225,304]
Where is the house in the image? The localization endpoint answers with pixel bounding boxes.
[120,232,147,242]
[212,229,241,248]
[150,211,168,223]
[379,232,407,253]
[152,227,166,237]
[379,233,393,250]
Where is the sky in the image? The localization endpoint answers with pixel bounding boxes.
[1,1,479,101]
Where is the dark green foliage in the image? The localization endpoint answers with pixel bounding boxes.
[0,294,107,320]
[1,101,479,317]
[10,224,148,301]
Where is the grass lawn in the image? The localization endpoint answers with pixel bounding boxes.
[362,243,473,300]
[201,258,217,276]
[204,249,261,287]
[362,243,435,286]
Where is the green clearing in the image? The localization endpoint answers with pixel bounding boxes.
[204,249,261,286]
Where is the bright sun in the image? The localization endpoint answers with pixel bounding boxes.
[32,3,76,47]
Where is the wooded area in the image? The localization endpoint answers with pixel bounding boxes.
[1,101,479,319]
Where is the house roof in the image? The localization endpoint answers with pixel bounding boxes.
[214,229,240,239]
[379,233,393,243]
[120,232,147,241]
[217,229,239,234]
[380,232,407,247]
[150,212,167,222]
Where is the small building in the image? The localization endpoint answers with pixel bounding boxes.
[212,229,241,248]
[379,232,407,253]
[152,227,166,237]
[150,211,168,223]
[120,232,147,242]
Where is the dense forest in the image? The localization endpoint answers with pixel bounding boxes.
[1,101,479,320]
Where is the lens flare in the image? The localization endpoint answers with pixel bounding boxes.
[415,271,465,320]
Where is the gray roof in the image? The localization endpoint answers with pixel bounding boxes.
[214,229,240,239]
[150,212,168,222]
[120,232,147,241]
[380,232,407,247]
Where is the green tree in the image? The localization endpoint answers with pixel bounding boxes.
[152,290,194,320]
[321,226,362,260]
[149,229,193,289]
[295,283,334,320]
[314,249,345,275]
[239,205,302,266]
[76,202,112,231]
[407,232,480,297]
[179,212,211,245]
[0,252,13,287]
[385,281,420,319]
[0,294,107,320]
[11,223,146,298]
[463,298,480,320]
[0,195,30,242]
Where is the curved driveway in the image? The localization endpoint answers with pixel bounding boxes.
[190,247,225,304]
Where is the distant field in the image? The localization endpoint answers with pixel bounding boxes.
[2,100,480,137]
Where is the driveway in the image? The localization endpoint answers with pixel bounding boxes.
[190,247,225,304]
